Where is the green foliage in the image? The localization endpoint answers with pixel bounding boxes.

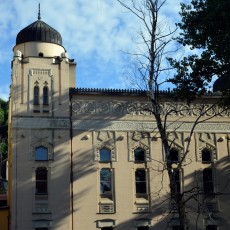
[169,0,230,99]
[0,108,3,125]
[0,99,9,160]
[0,99,8,126]
[0,142,7,160]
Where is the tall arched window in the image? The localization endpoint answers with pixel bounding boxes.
[34,86,39,105]
[35,167,48,194]
[43,86,49,105]
[202,148,212,163]
[134,147,145,162]
[99,148,111,162]
[35,146,48,161]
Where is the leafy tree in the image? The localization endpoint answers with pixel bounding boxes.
[0,99,9,160]
[169,0,230,99]
[0,107,4,126]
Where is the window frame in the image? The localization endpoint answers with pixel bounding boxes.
[43,86,49,105]
[171,170,182,194]
[99,147,111,162]
[206,225,217,230]
[34,86,40,105]
[169,148,179,163]
[137,227,149,230]
[134,147,145,162]
[35,146,48,161]
[203,168,214,194]
[202,148,212,163]
[35,167,48,195]
[135,169,147,195]
[100,168,113,196]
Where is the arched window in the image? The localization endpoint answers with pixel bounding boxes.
[99,148,111,162]
[34,86,39,105]
[169,148,179,163]
[202,148,212,163]
[35,146,48,161]
[43,86,49,105]
[134,147,145,162]
[35,167,48,194]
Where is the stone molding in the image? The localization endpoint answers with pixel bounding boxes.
[13,117,70,129]
[13,117,230,132]
[93,131,117,161]
[128,131,151,162]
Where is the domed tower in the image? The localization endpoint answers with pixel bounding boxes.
[11,5,76,116]
[14,7,64,58]
[9,5,75,230]
[213,75,230,93]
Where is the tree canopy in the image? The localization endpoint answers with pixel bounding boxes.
[169,0,230,99]
[0,99,8,160]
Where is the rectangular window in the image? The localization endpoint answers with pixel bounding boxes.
[100,168,112,195]
[36,168,48,194]
[175,170,181,194]
[202,149,212,163]
[134,147,145,162]
[170,170,182,194]
[169,148,179,163]
[34,86,39,105]
[171,227,181,230]
[135,169,147,194]
[43,86,49,105]
[35,228,49,230]
[206,225,217,230]
[203,168,214,194]
[137,227,149,230]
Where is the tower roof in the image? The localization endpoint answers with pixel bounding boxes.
[213,75,230,92]
[16,5,62,46]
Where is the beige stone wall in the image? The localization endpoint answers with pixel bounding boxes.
[71,93,230,230]
[9,39,230,229]
[10,41,76,229]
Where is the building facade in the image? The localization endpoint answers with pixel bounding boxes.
[8,12,230,230]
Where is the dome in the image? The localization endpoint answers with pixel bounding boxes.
[213,75,230,92]
[16,18,62,46]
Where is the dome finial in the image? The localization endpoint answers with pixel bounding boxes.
[38,3,41,20]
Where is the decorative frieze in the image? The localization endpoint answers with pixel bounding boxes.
[73,120,230,133]
[72,100,229,117]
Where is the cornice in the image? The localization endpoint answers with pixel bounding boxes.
[12,117,230,132]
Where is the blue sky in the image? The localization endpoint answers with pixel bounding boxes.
[0,0,186,101]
